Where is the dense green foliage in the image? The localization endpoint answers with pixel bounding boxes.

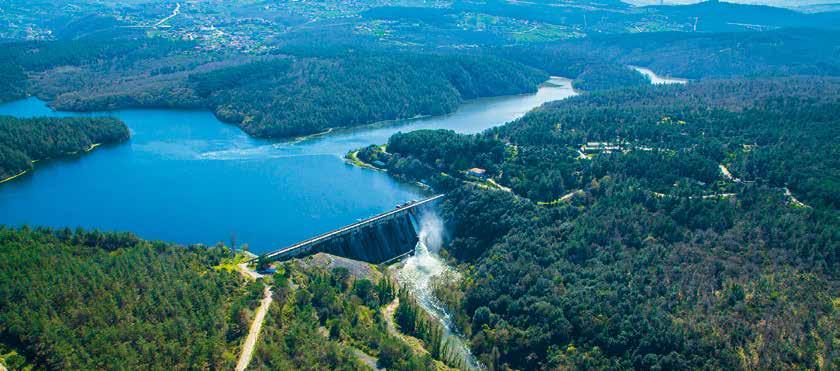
[184,53,547,137]
[572,64,649,92]
[485,28,840,93]
[385,77,840,209]
[13,37,547,138]
[391,287,468,368]
[0,37,191,105]
[0,227,261,369]
[513,29,840,81]
[0,39,189,74]
[3,3,840,370]
[442,183,838,370]
[371,77,840,369]
[0,63,26,103]
[0,115,128,180]
[388,129,506,177]
[492,45,651,91]
[252,262,437,370]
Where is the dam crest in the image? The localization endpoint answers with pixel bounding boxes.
[256,195,443,264]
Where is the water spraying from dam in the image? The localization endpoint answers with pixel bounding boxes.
[397,211,482,370]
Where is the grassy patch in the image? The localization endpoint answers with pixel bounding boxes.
[213,252,252,272]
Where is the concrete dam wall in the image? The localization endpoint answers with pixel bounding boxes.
[259,195,443,264]
[317,211,419,263]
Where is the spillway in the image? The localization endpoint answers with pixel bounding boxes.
[317,211,419,263]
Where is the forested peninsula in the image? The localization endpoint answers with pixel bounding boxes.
[0,116,129,181]
[357,76,840,369]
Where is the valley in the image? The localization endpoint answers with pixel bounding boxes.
[0,1,838,370]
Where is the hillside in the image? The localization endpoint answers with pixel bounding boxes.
[1,39,547,139]
[0,227,263,369]
[362,77,840,369]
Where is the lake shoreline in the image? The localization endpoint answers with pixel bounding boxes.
[0,170,29,184]
[0,141,113,186]
[629,65,689,85]
[0,76,576,252]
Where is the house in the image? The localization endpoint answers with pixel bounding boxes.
[582,142,621,154]
[467,168,488,179]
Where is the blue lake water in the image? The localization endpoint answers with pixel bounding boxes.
[0,78,575,253]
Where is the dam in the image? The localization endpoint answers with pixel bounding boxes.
[257,195,444,263]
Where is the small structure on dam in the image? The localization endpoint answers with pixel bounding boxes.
[256,195,444,264]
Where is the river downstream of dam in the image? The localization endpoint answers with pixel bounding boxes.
[0,77,576,253]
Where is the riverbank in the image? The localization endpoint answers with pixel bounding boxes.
[392,215,482,370]
[84,143,102,152]
[292,128,333,142]
[0,142,110,186]
[279,77,571,144]
[344,150,385,171]
[344,149,434,192]
[0,170,28,184]
[630,66,689,85]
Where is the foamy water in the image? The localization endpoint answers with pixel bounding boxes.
[397,211,482,370]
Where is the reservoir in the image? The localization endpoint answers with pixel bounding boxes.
[0,77,575,253]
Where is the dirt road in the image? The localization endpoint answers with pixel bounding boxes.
[235,285,273,371]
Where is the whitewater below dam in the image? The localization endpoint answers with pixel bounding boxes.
[0,77,575,253]
[397,210,482,369]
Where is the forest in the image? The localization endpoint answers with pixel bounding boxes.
[0,116,129,181]
[250,259,458,370]
[183,52,548,138]
[366,76,840,369]
[0,64,26,103]
[5,37,548,138]
[499,29,840,81]
[0,227,263,369]
[1,2,840,369]
[4,25,839,138]
[0,37,193,105]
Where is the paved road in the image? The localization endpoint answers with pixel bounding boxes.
[235,285,273,371]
